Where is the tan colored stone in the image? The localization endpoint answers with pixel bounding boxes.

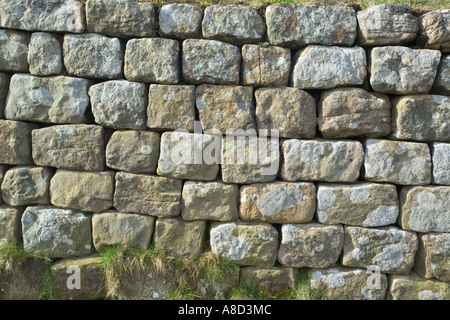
[413,233,450,282]
[387,272,450,300]
[241,266,296,299]
[418,10,450,52]
[0,120,37,165]
[0,205,23,244]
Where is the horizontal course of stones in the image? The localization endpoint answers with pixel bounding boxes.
[0,0,449,300]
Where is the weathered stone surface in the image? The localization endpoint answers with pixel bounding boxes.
[114,172,182,217]
[182,181,239,222]
[89,80,147,130]
[196,85,255,132]
[147,84,195,132]
[318,88,391,139]
[1,166,52,206]
[432,142,450,185]
[5,74,90,124]
[159,4,203,39]
[280,139,364,182]
[291,46,366,89]
[182,39,241,85]
[255,87,315,139]
[242,45,290,87]
[241,266,296,299]
[106,130,160,174]
[278,223,344,268]
[0,73,10,118]
[341,226,418,274]
[0,166,4,204]
[391,95,450,142]
[399,186,450,233]
[413,233,450,282]
[0,29,29,72]
[210,222,278,266]
[266,4,356,47]
[50,170,114,213]
[202,5,265,45]
[432,54,450,95]
[124,38,179,84]
[86,0,155,37]
[387,272,450,300]
[154,217,206,258]
[27,32,62,76]
[92,211,154,250]
[192,263,239,300]
[32,124,105,171]
[316,183,399,227]
[63,34,123,80]
[370,46,441,94]
[22,205,92,258]
[363,139,432,185]
[240,182,316,224]
[309,265,388,300]
[222,136,280,184]
[0,120,37,165]
[0,0,85,33]
[356,4,419,46]
[157,132,219,181]
[418,10,450,52]
[51,255,106,300]
[0,205,23,244]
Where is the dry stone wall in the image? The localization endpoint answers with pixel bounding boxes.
[0,0,449,300]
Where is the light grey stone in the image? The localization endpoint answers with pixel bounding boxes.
[0,120,37,165]
[432,142,450,185]
[159,4,203,39]
[418,10,450,52]
[0,73,10,118]
[387,272,450,300]
[0,29,29,72]
[0,205,24,244]
[432,54,450,95]
[27,32,62,76]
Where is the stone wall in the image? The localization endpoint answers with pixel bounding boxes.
[0,0,449,300]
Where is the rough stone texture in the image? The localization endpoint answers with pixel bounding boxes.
[363,139,432,185]
[88,80,147,130]
[147,85,195,132]
[0,29,29,72]
[51,255,106,300]
[241,266,296,299]
[0,73,10,118]
[192,265,239,300]
[196,85,255,133]
[432,142,450,185]
[266,4,356,47]
[182,181,239,222]
[1,166,52,206]
[280,139,364,182]
[309,265,388,300]
[32,124,105,171]
[356,4,419,46]
[278,223,344,268]
[240,182,316,224]
[27,32,63,76]
[157,131,219,181]
[432,54,450,95]
[0,166,4,204]
[370,46,441,94]
[153,217,206,258]
[318,88,391,139]
[124,38,179,84]
[387,272,450,300]
[22,205,92,258]
[0,120,37,165]
[291,46,367,89]
[86,0,155,38]
[317,183,399,227]
[341,226,418,274]
[418,10,450,52]
[0,205,23,244]
[182,39,241,85]
[210,222,278,266]
[114,172,182,217]
[106,130,160,174]
[0,0,85,33]
[202,5,265,45]
[255,87,316,139]
[413,233,450,282]
[159,4,203,39]
[5,74,90,124]
[63,34,123,80]
[92,211,155,250]
[399,186,450,233]
[391,95,450,142]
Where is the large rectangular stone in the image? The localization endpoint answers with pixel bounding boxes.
[0,205,24,244]
[0,120,38,165]
[413,233,450,282]
[0,29,29,72]
[432,142,450,185]
[387,273,450,300]
[27,32,63,76]
[159,4,203,39]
